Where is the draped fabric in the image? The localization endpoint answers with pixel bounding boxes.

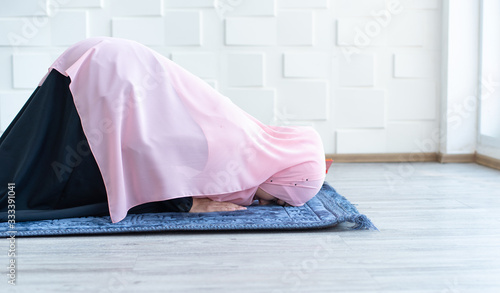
[5,37,325,223]
[41,37,325,223]
[0,70,192,222]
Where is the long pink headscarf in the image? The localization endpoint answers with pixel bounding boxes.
[40,37,326,223]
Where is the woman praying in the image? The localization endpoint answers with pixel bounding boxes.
[0,37,325,223]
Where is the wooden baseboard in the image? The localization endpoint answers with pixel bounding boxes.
[437,153,476,163]
[475,153,500,171]
[326,152,500,171]
[326,153,437,163]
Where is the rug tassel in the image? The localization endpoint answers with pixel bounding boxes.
[352,215,379,231]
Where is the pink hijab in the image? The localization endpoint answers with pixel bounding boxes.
[40,37,326,223]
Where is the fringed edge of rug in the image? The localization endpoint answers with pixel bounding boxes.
[319,182,378,231]
[352,214,378,231]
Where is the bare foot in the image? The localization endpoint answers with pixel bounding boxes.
[189,198,247,213]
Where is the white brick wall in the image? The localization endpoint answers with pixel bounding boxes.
[0,0,442,155]
[283,52,329,78]
[225,17,276,45]
[57,0,103,8]
[0,91,31,132]
[226,53,265,87]
[279,0,329,9]
[223,0,276,16]
[279,81,328,120]
[226,89,275,124]
[334,89,385,128]
[109,0,162,16]
[12,53,52,88]
[0,0,48,17]
[277,11,314,46]
[51,11,88,46]
[112,17,165,45]
[387,80,437,120]
[338,53,375,86]
[171,52,217,78]
[165,11,201,46]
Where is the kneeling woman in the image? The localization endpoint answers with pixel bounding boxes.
[0,37,325,223]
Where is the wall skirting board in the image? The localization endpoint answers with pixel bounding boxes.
[327,153,438,163]
[326,153,500,171]
[437,153,476,163]
[475,154,500,171]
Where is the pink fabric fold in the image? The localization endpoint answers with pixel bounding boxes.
[40,37,326,223]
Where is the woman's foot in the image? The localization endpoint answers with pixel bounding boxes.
[189,198,247,213]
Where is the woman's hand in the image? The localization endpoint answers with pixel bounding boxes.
[189,198,247,213]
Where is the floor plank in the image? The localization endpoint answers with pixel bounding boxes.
[2,162,500,292]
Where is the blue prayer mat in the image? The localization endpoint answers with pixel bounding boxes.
[0,182,377,237]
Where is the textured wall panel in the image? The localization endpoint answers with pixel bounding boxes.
[278,11,313,46]
[225,89,275,124]
[225,18,276,45]
[224,0,276,16]
[203,79,217,89]
[0,49,12,90]
[387,80,436,120]
[165,11,201,46]
[336,0,386,16]
[335,89,385,128]
[0,0,47,17]
[56,0,102,8]
[0,18,51,46]
[12,53,52,89]
[412,0,441,10]
[165,0,213,8]
[171,52,217,78]
[0,92,30,131]
[110,0,162,16]
[421,10,441,50]
[112,18,164,46]
[336,129,386,153]
[0,0,443,154]
[388,11,424,46]
[393,52,437,78]
[338,53,375,86]
[283,52,329,78]
[278,0,328,9]
[226,53,265,86]
[336,17,387,47]
[387,122,428,153]
[51,11,88,46]
[279,81,328,120]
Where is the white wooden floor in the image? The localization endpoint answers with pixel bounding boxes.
[2,162,500,292]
